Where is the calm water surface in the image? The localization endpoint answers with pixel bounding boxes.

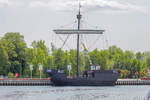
[0,86,149,100]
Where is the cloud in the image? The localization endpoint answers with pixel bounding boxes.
[29,1,49,8]
[28,0,147,13]
[0,0,24,8]
[82,0,146,12]
[0,0,147,13]
[28,0,76,11]
[0,0,8,7]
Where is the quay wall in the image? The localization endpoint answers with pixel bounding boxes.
[116,79,150,85]
[0,78,150,86]
[0,78,51,86]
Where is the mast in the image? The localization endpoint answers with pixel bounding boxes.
[53,2,105,77]
[76,3,82,77]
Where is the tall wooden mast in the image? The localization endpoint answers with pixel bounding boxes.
[53,3,105,77]
[76,3,82,77]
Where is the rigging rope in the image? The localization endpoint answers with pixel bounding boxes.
[82,20,99,29]
[61,34,71,49]
[102,35,105,49]
[80,34,83,50]
[88,34,103,51]
[104,32,109,49]
[57,34,71,49]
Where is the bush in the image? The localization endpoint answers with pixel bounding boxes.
[8,72,14,78]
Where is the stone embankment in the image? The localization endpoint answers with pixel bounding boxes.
[0,78,51,86]
[0,78,150,86]
[116,79,150,85]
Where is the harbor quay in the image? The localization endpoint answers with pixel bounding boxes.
[0,78,150,86]
[116,79,150,85]
[0,78,51,86]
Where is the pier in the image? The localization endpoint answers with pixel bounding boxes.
[0,78,150,86]
[116,79,150,85]
[0,78,51,86]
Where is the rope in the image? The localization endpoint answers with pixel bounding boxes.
[80,34,83,50]
[102,35,105,50]
[57,34,71,49]
[104,32,109,49]
[82,20,99,29]
[88,34,103,51]
[61,34,71,49]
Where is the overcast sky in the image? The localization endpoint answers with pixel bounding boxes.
[0,0,150,52]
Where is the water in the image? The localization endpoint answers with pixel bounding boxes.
[0,86,149,100]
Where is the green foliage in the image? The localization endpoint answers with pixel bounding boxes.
[146,56,150,67]
[120,69,131,78]
[8,72,14,78]
[53,48,65,69]
[0,33,149,78]
[31,41,49,76]
[0,43,9,75]
[0,32,27,76]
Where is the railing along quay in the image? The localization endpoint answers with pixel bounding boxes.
[0,78,51,86]
[116,79,150,85]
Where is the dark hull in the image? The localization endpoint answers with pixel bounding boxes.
[48,70,120,86]
[51,78,116,86]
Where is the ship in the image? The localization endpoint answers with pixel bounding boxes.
[46,3,120,86]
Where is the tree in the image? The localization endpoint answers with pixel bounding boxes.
[0,32,148,78]
[53,48,65,70]
[69,49,77,75]
[146,56,150,67]
[23,48,34,77]
[32,40,49,56]
[88,49,99,66]
[30,40,50,77]
[32,47,45,76]
[51,42,57,54]
[0,32,27,76]
[0,43,9,75]
[136,52,143,61]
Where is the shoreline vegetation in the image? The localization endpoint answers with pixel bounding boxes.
[0,32,150,79]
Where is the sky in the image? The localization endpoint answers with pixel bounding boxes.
[0,0,150,52]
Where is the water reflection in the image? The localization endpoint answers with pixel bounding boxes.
[59,93,109,100]
[1,91,26,100]
[0,86,149,100]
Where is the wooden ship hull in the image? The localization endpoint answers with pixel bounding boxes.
[46,70,120,86]
[47,3,121,86]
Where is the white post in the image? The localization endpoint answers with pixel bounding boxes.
[30,64,33,79]
[31,70,32,79]
[39,64,42,79]
[67,65,72,77]
[69,70,70,77]
[40,70,41,79]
